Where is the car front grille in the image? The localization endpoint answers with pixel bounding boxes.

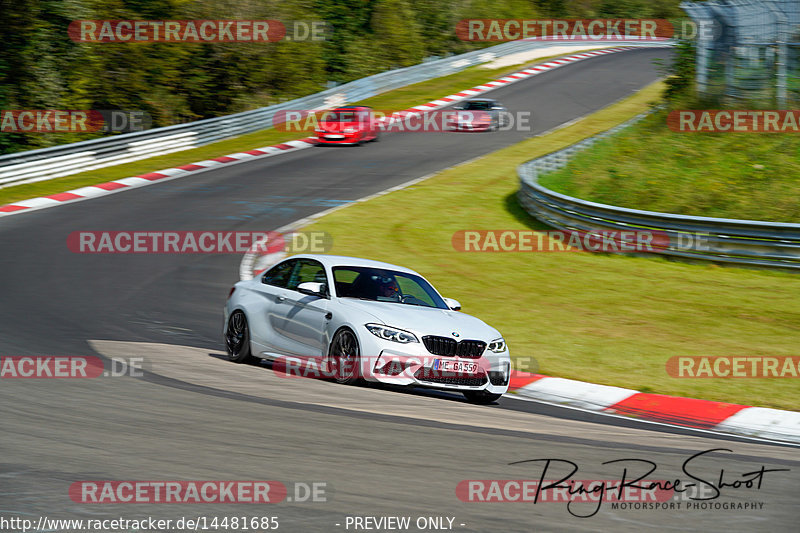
[422,336,486,358]
[414,367,488,387]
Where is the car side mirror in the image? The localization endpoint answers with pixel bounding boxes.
[298,282,327,298]
[443,297,461,311]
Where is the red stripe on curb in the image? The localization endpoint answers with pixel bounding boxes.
[606,393,749,429]
[137,172,169,181]
[275,144,294,150]
[508,371,546,390]
[0,205,28,212]
[46,192,82,202]
[213,156,238,163]
[176,164,204,171]
[246,149,266,155]
[94,182,128,191]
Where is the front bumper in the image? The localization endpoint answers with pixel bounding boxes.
[450,123,492,132]
[316,132,363,144]
[358,334,510,395]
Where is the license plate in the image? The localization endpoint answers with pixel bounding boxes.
[324,134,344,139]
[433,359,478,374]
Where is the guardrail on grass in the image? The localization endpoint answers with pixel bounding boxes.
[0,40,670,189]
[517,114,800,270]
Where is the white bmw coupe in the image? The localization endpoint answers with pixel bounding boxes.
[223,254,511,403]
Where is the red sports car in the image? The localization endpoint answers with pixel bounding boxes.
[315,106,380,145]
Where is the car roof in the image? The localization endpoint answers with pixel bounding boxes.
[284,254,420,275]
[464,98,497,103]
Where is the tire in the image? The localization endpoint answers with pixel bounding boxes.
[463,390,503,404]
[327,329,362,385]
[225,310,255,363]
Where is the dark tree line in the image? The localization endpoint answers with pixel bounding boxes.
[0,0,684,154]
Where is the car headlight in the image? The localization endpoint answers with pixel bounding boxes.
[343,127,356,133]
[365,324,419,344]
[487,338,506,353]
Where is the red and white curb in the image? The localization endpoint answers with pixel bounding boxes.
[379,46,645,123]
[0,139,319,217]
[509,371,800,444]
[0,46,663,219]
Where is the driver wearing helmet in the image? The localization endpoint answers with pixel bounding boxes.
[377,277,401,302]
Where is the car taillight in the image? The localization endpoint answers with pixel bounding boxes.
[227,287,236,300]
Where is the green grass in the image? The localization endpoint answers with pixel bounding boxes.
[300,81,799,412]
[0,49,601,207]
[539,109,800,222]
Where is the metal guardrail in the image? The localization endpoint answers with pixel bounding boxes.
[517,114,800,270]
[0,40,670,189]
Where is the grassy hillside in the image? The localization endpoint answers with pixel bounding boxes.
[539,109,800,222]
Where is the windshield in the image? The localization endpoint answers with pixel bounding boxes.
[462,100,493,110]
[322,110,362,122]
[332,266,448,309]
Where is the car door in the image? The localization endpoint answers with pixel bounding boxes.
[270,259,330,358]
[245,258,298,356]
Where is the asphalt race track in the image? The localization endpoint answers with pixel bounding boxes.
[1,48,798,532]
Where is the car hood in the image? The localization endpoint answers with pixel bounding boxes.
[337,298,501,341]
